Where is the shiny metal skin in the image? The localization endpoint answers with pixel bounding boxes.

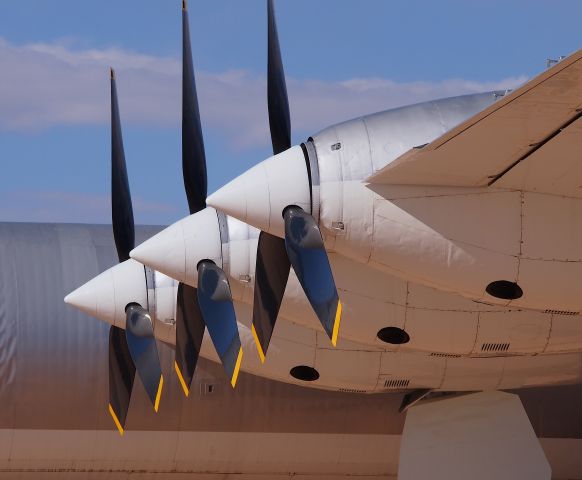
[2,221,582,478]
[283,206,340,344]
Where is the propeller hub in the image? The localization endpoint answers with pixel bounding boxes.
[206,145,311,238]
[64,259,148,328]
[130,206,222,286]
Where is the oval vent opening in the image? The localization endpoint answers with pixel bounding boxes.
[486,280,523,300]
[377,327,410,345]
[290,365,319,382]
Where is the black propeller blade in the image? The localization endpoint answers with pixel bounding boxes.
[111,67,134,263]
[197,261,243,388]
[108,326,135,436]
[176,1,243,392]
[108,69,163,434]
[174,282,205,397]
[182,0,207,214]
[251,0,342,360]
[173,0,208,398]
[251,0,292,361]
[267,0,291,154]
[251,233,290,362]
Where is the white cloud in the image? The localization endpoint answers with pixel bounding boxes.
[0,190,178,224]
[0,38,528,149]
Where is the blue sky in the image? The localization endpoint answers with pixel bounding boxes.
[0,0,580,225]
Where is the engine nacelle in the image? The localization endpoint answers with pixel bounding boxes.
[312,108,582,312]
[131,207,582,358]
[64,256,582,393]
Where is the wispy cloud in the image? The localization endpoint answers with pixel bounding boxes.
[0,38,528,149]
[0,190,178,224]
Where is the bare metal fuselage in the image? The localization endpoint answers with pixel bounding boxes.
[0,222,581,478]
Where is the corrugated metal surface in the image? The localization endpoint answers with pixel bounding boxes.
[0,222,580,478]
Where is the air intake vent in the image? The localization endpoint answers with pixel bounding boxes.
[384,379,410,389]
[481,342,510,352]
[544,309,579,316]
[338,388,367,394]
[430,352,462,358]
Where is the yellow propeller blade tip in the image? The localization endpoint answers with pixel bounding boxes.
[154,375,164,412]
[174,361,190,397]
[331,300,342,347]
[251,324,266,364]
[108,404,124,436]
[231,347,244,388]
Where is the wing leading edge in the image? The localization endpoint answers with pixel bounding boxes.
[367,49,582,197]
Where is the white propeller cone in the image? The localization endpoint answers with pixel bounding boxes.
[206,145,311,238]
[64,259,148,328]
[130,207,222,287]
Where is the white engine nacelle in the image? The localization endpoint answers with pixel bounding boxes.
[131,207,582,358]
[65,258,582,393]
[207,92,582,312]
[306,92,582,313]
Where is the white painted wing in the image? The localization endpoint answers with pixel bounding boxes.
[367,49,582,197]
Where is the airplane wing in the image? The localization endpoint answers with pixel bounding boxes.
[366,49,582,198]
